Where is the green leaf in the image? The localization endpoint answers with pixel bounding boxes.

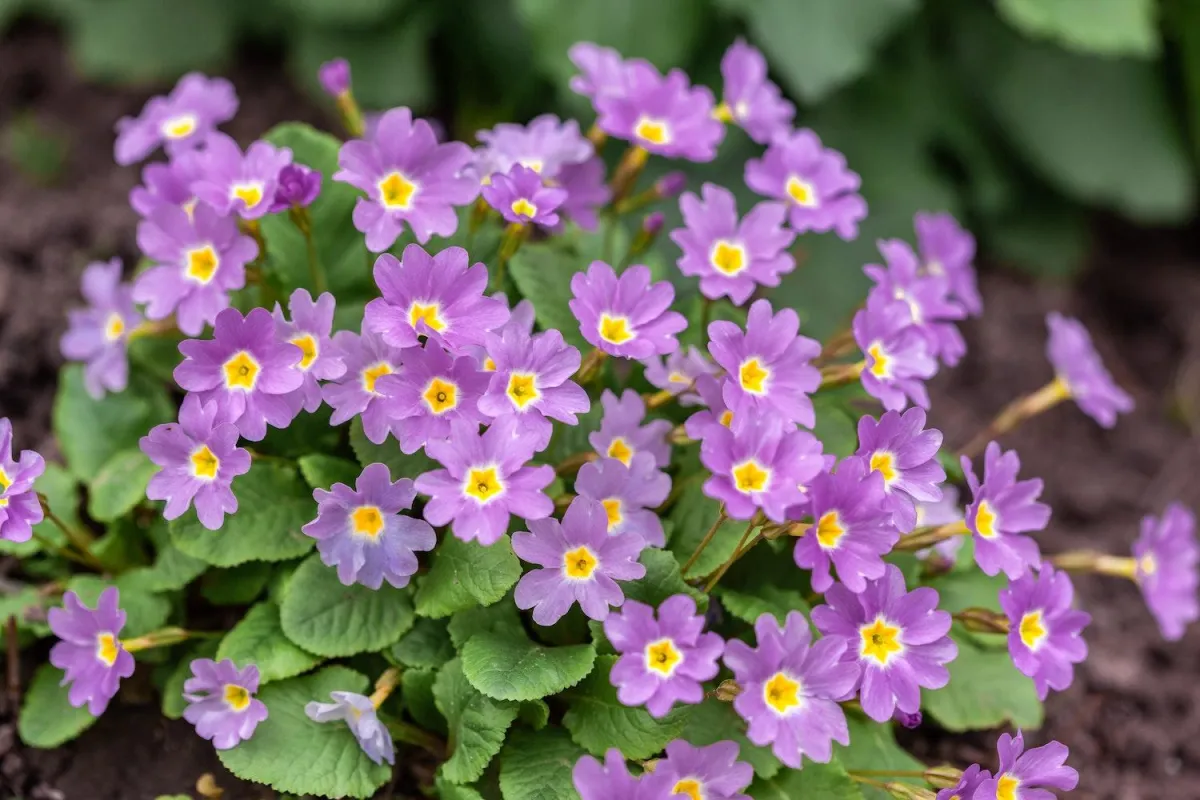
[506,241,589,351]
[434,659,520,784]
[218,601,323,683]
[563,654,689,760]
[749,760,863,800]
[162,640,220,720]
[169,462,315,567]
[292,18,433,110]
[415,535,523,618]
[53,365,174,482]
[128,334,183,384]
[0,463,76,558]
[836,717,926,800]
[922,632,1043,732]
[91,518,150,572]
[280,554,415,657]
[683,699,782,779]
[298,454,362,490]
[391,617,456,669]
[349,417,437,479]
[218,666,392,798]
[812,394,860,459]
[621,548,706,611]
[199,561,274,606]
[282,0,399,25]
[986,197,1091,279]
[927,570,1005,614]
[19,664,99,748]
[461,632,596,701]
[403,667,447,735]
[65,573,170,638]
[499,727,585,800]
[87,449,157,522]
[257,407,342,460]
[716,585,812,628]
[668,483,746,579]
[436,778,487,800]
[997,0,1158,58]
[518,698,550,730]
[448,602,525,649]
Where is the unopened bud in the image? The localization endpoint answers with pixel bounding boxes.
[642,211,665,235]
[197,773,224,799]
[892,708,922,729]
[956,607,1010,634]
[923,764,964,789]
[654,171,686,199]
[318,58,351,97]
[885,782,937,800]
[714,679,742,702]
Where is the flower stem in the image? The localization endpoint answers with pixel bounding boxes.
[609,146,650,205]
[370,666,401,708]
[819,360,865,389]
[289,206,327,294]
[494,222,527,289]
[681,505,726,575]
[699,296,715,335]
[815,327,858,366]
[335,91,365,138]
[959,377,1070,459]
[385,719,447,758]
[1048,550,1138,579]
[127,317,178,341]
[576,348,608,385]
[954,607,1010,634]
[36,494,105,570]
[123,626,213,653]
[555,451,598,476]
[704,518,759,593]
[586,123,607,149]
[893,520,970,552]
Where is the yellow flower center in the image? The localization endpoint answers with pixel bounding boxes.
[672,779,703,800]
[732,460,770,494]
[351,505,385,539]
[231,181,264,210]
[719,410,734,428]
[1019,610,1047,650]
[223,351,261,391]
[378,171,418,211]
[422,377,458,414]
[464,466,504,504]
[816,510,847,550]
[0,467,9,493]
[190,445,220,480]
[182,197,198,220]
[645,637,683,676]
[602,498,622,530]
[996,774,1020,800]
[634,116,671,146]
[483,357,497,372]
[1140,553,1157,576]
[606,437,633,466]
[361,362,393,394]
[859,617,904,665]
[96,632,119,667]
[184,244,220,284]
[409,301,446,333]
[598,313,635,345]
[507,372,540,409]
[763,672,801,714]
[104,313,126,342]
[869,451,899,485]
[564,545,598,579]
[290,334,318,370]
[974,500,999,539]
[161,114,197,139]
[518,158,544,173]
[738,358,769,394]
[224,683,252,712]
[710,239,747,276]
[667,371,690,385]
[785,175,817,208]
[867,342,892,379]
[510,198,538,219]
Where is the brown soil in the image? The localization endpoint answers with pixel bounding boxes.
[1,19,1198,800]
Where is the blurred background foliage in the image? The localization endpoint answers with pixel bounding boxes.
[2,0,1198,335]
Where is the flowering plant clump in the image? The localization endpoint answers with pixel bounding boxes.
[7,38,1194,800]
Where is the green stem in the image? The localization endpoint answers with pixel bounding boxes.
[290,207,326,294]
[681,505,726,575]
[386,719,446,757]
[36,495,104,570]
[123,626,217,652]
[704,519,758,593]
[30,530,99,570]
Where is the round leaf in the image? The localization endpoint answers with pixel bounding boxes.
[499,728,585,800]
[414,535,522,619]
[434,659,519,784]
[461,632,596,702]
[218,601,323,683]
[88,449,158,522]
[18,664,98,748]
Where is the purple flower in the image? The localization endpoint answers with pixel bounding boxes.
[745,128,867,241]
[183,658,268,749]
[174,307,304,441]
[416,418,555,546]
[141,394,251,530]
[671,184,795,305]
[720,39,794,145]
[322,326,407,445]
[269,163,322,212]
[376,342,489,455]
[595,62,725,161]
[708,298,821,428]
[1000,566,1089,700]
[191,132,293,220]
[573,749,645,800]
[478,327,590,451]
[273,289,345,413]
[974,732,1079,799]
[915,487,966,565]
[961,442,1050,580]
[723,611,859,768]
[568,43,640,102]
[853,292,938,412]
[604,595,723,717]
[812,564,956,722]
[134,203,258,336]
[318,58,351,97]
[512,497,646,625]
[334,107,478,251]
[463,293,534,371]
[481,164,567,226]
[915,211,981,317]
[865,239,967,367]
[1133,503,1199,641]
[114,73,237,165]
[366,244,508,353]
[0,418,44,544]
[576,455,669,548]
[855,408,945,533]
[589,389,672,468]
[60,259,141,399]
[303,463,436,589]
[641,740,753,800]
[48,588,134,715]
[473,114,593,181]
[569,262,687,360]
[934,764,990,800]
[684,375,735,441]
[794,457,898,593]
[1045,312,1133,428]
[557,157,611,231]
[305,691,394,766]
[130,153,205,219]
[701,418,825,522]
[643,345,718,406]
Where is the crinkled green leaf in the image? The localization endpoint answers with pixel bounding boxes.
[161,640,219,720]
[668,483,746,579]
[836,717,926,800]
[403,667,447,735]
[298,454,362,490]
[499,727,585,800]
[349,417,437,480]
[683,699,782,779]
[415,535,522,618]
[997,0,1158,58]
[448,602,525,649]
[200,561,274,606]
[518,699,550,731]
[922,632,1042,732]
[749,759,863,800]
[218,601,322,683]
[391,617,456,669]
[461,632,596,701]
[18,664,99,748]
[169,462,315,567]
[280,554,415,657]
[87,448,157,522]
[128,334,183,383]
[434,659,520,784]
[218,666,392,798]
[65,573,170,638]
[506,242,589,351]
[436,778,487,800]
[621,548,706,611]
[257,407,342,459]
[140,538,209,592]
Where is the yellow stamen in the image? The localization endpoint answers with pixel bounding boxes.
[223,351,260,391]
[644,638,683,676]
[974,500,999,539]
[190,446,220,480]
[161,114,197,140]
[785,175,817,208]
[598,313,635,345]
[602,498,622,530]
[185,244,220,284]
[710,239,747,276]
[231,181,264,210]
[104,313,126,342]
[422,377,458,414]
[732,460,770,493]
[409,301,446,333]
[362,362,393,394]
[869,451,898,485]
[738,358,769,394]
[563,545,598,579]
[510,198,538,219]
[378,171,418,211]
[996,774,1020,800]
[96,632,119,667]
[351,505,385,539]
[867,342,892,379]
[634,116,671,146]
[719,410,734,428]
[816,511,847,549]
[859,617,904,665]
[606,437,633,466]
[483,357,497,372]
[464,466,504,504]
[518,158,544,173]
[672,779,703,800]
[507,372,540,409]
[224,683,251,712]
[763,672,801,714]
[1019,610,1047,650]
[290,334,318,370]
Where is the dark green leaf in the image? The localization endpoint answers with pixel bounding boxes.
[461,632,596,701]
[749,759,863,799]
[218,601,323,683]
[298,454,362,490]
[19,664,99,748]
[621,548,706,611]
[499,727,585,800]
[391,617,456,669]
[88,449,157,522]
[434,659,520,784]
[997,0,1158,58]
[415,535,523,618]
[683,699,782,779]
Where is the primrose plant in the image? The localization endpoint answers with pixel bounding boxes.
[4,36,1194,800]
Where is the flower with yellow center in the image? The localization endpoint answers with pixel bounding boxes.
[518,158,544,173]
[184,244,220,284]
[995,774,1020,800]
[644,638,683,677]
[785,175,817,208]
[606,437,633,466]
[224,683,252,712]
[762,672,802,715]
[290,334,319,370]
[409,301,447,333]
[859,617,904,665]
[464,466,504,504]
[506,372,540,410]
[602,498,623,531]
[672,779,703,800]
[222,351,261,391]
[104,313,126,342]
[869,451,898,486]
[973,500,999,539]
[563,545,599,580]
[1139,553,1158,577]
[422,377,458,414]
[161,113,197,140]
[598,313,635,345]
[738,357,769,394]
[190,446,220,480]
[0,467,9,494]
[350,505,385,539]
[510,198,538,219]
[866,342,892,380]
[634,116,671,146]
[377,171,418,211]
[816,510,847,550]
[719,410,734,428]
[230,181,264,210]
[1019,610,1047,650]
[483,357,496,372]
[709,239,747,276]
[732,460,770,494]
[95,632,120,667]
[361,362,393,395]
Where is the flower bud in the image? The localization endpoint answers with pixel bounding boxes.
[642,211,665,236]
[892,708,922,729]
[271,164,322,212]
[318,58,351,97]
[654,171,686,199]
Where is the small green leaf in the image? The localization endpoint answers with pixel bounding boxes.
[169,462,315,567]
[298,454,362,490]
[391,617,456,669]
[87,448,157,522]
[65,573,170,638]
[128,334,183,383]
[507,241,589,350]
[403,667,447,735]
[499,727,585,800]
[749,759,863,799]
[434,659,520,784]
[19,664,99,748]
[200,561,274,606]
[461,632,596,701]
[162,640,220,720]
[218,666,392,798]
[668,483,746,579]
[448,602,525,649]
[621,548,706,611]
[927,571,1005,614]
[218,601,323,683]
[436,778,487,800]
[349,417,437,479]
[91,517,150,572]
[518,699,550,731]
[836,717,926,800]
[683,699,782,779]
[415,535,523,618]
[812,394,860,459]
[997,0,1158,58]
[563,654,689,760]
[922,632,1043,732]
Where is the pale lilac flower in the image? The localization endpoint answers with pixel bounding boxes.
[934,764,990,800]
[745,128,866,240]
[723,611,860,768]
[1046,312,1134,428]
[573,750,645,800]
[568,42,640,102]
[589,389,672,468]
[48,588,134,715]
[183,659,268,750]
[60,259,141,399]
[305,691,394,766]
[463,293,534,371]
[915,211,981,317]
[269,163,322,212]
[473,114,592,181]
[129,153,205,219]
[974,732,1078,799]
[671,184,795,305]
[865,239,967,367]
[273,289,345,413]
[915,486,965,565]
[569,262,687,360]
[853,292,938,412]
[961,442,1050,580]
[575,454,670,548]
[641,740,753,800]
[334,107,478,251]
[719,38,794,145]
[1134,503,1199,641]
[557,157,611,231]
[512,497,646,625]
[605,595,723,718]
[855,408,945,533]
[191,132,293,220]
[141,394,251,530]
[642,346,718,406]
[322,326,406,446]
[318,59,351,97]
[133,203,257,336]
[684,375,735,441]
[0,418,44,544]
[416,418,555,546]
[481,164,567,226]
[376,342,489,454]
[114,73,237,165]
[595,62,725,161]
[701,418,825,522]
[302,463,435,589]
[1000,566,1090,700]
